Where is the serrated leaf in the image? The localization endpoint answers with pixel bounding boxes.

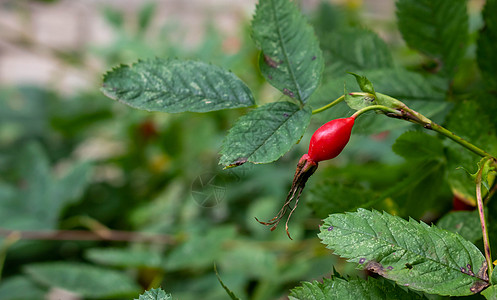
[477,0,497,89]
[319,209,489,296]
[220,102,311,167]
[102,59,255,113]
[24,262,140,298]
[396,0,469,76]
[0,143,92,230]
[321,27,393,78]
[289,276,425,300]
[252,0,323,102]
[0,276,45,300]
[135,288,172,300]
[392,131,444,161]
[85,248,163,268]
[437,211,482,243]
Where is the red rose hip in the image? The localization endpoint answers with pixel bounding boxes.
[308,116,355,162]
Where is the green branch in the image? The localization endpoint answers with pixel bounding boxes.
[312,95,345,114]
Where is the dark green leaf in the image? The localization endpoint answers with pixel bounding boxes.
[307,179,377,219]
[477,0,497,89]
[0,143,92,230]
[437,211,482,244]
[319,209,489,296]
[289,276,425,300]
[322,28,393,77]
[220,102,311,167]
[135,288,172,300]
[396,0,469,76]
[102,6,124,29]
[252,0,323,102]
[392,131,444,161]
[24,262,140,298]
[102,59,255,113]
[85,248,163,268]
[0,276,45,300]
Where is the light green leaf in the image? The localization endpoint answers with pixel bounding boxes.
[344,90,376,111]
[319,209,489,296]
[138,2,156,33]
[477,0,497,89]
[135,288,172,300]
[437,211,482,244]
[289,276,425,300]
[85,248,163,268]
[321,27,393,78]
[396,0,469,76]
[220,102,311,167]
[483,285,497,300]
[252,0,323,102]
[0,276,45,300]
[392,131,444,161]
[348,72,375,95]
[102,59,255,113]
[24,262,140,298]
[0,143,92,230]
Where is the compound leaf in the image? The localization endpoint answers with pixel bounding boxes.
[289,276,425,300]
[136,288,172,300]
[102,59,254,113]
[220,102,311,167]
[396,0,469,76]
[319,209,489,296]
[252,0,323,103]
[24,262,140,298]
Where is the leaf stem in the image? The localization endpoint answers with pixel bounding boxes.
[351,105,401,119]
[476,158,493,278]
[312,95,345,114]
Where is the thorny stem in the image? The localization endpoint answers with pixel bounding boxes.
[312,95,345,114]
[476,158,493,277]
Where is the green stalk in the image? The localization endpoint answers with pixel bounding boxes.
[351,105,401,119]
[312,95,345,114]
[476,160,493,277]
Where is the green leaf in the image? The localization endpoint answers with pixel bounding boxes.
[348,72,375,95]
[135,288,172,300]
[102,59,255,113]
[396,0,469,76]
[289,276,425,300]
[0,143,92,230]
[138,2,156,34]
[483,285,497,300]
[24,262,140,298]
[477,0,497,89]
[392,131,444,161]
[85,248,163,268]
[220,102,311,167]
[445,101,497,205]
[319,209,489,296]
[252,0,323,103]
[307,179,377,219]
[321,28,393,78]
[437,211,482,244]
[0,276,45,300]
[214,265,241,300]
[163,226,236,271]
[344,90,376,111]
